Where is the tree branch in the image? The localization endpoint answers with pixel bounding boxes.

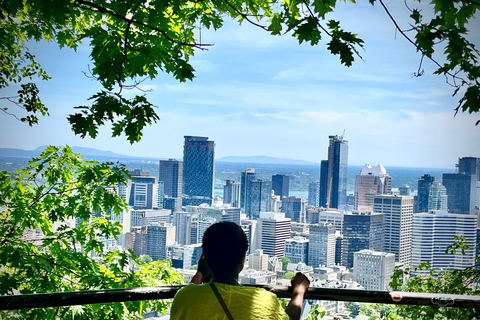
[378,0,467,88]
[219,0,268,31]
[74,0,213,50]
[466,0,480,6]
[0,106,23,121]
[25,253,84,279]
[301,0,332,37]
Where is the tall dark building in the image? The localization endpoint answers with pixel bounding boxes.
[442,157,479,215]
[319,135,348,210]
[341,212,385,268]
[415,174,435,213]
[458,157,480,180]
[245,179,272,220]
[443,173,476,214]
[319,160,328,207]
[308,181,320,207]
[240,168,256,211]
[281,196,306,223]
[272,174,289,199]
[159,159,183,198]
[182,136,215,206]
[224,179,241,207]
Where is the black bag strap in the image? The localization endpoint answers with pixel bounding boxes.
[209,282,234,320]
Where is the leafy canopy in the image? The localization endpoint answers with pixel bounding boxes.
[0,146,183,319]
[1,0,478,140]
[389,236,480,320]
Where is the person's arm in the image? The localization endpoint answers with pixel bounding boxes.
[191,254,212,284]
[285,272,310,320]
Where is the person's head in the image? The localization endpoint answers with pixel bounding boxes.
[202,222,249,276]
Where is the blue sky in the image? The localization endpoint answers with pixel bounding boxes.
[1,1,479,168]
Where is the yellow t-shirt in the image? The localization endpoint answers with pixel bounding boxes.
[170,282,289,320]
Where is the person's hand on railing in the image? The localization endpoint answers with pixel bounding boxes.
[285,272,310,320]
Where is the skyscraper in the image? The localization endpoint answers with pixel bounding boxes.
[354,163,392,212]
[281,196,306,223]
[428,181,448,211]
[223,179,241,207]
[443,172,476,214]
[458,157,480,180]
[240,168,256,211]
[412,210,477,273]
[308,181,320,207]
[455,156,480,212]
[373,195,414,265]
[159,159,182,212]
[341,212,385,268]
[272,174,289,199]
[173,211,197,245]
[182,136,215,206]
[159,159,183,198]
[319,161,328,208]
[319,135,348,210]
[131,223,175,261]
[415,174,435,213]
[284,236,309,264]
[308,223,336,267]
[221,207,241,225]
[127,170,159,210]
[353,250,395,291]
[256,212,291,257]
[245,179,272,220]
[399,185,411,196]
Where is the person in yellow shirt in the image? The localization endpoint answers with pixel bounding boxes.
[170,221,310,320]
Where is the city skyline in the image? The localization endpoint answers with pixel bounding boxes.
[1,2,479,168]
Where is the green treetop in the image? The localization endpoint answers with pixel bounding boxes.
[0,146,183,319]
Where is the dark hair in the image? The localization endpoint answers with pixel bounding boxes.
[202,222,249,275]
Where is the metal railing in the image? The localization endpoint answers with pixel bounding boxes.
[1,285,480,311]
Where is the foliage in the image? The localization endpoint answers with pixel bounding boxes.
[304,303,326,320]
[389,235,480,320]
[1,0,479,141]
[0,146,182,319]
[352,303,401,320]
[280,256,291,271]
[282,271,296,279]
[138,254,153,265]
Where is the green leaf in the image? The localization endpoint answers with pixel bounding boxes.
[268,13,283,35]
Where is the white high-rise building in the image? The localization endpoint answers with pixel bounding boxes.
[308,223,336,267]
[173,211,198,245]
[256,212,291,257]
[428,181,448,211]
[412,210,477,273]
[373,195,414,265]
[284,236,309,264]
[353,250,395,291]
[354,164,392,212]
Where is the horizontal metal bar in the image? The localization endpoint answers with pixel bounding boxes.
[1,285,480,311]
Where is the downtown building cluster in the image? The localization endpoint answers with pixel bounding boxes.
[91,134,479,317]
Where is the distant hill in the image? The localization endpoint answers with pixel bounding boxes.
[0,148,318,166]
[0,147,41,158]
[0,146,159,161]
[216,155,317,166]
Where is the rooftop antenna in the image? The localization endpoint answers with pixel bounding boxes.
[341,129,346,140]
